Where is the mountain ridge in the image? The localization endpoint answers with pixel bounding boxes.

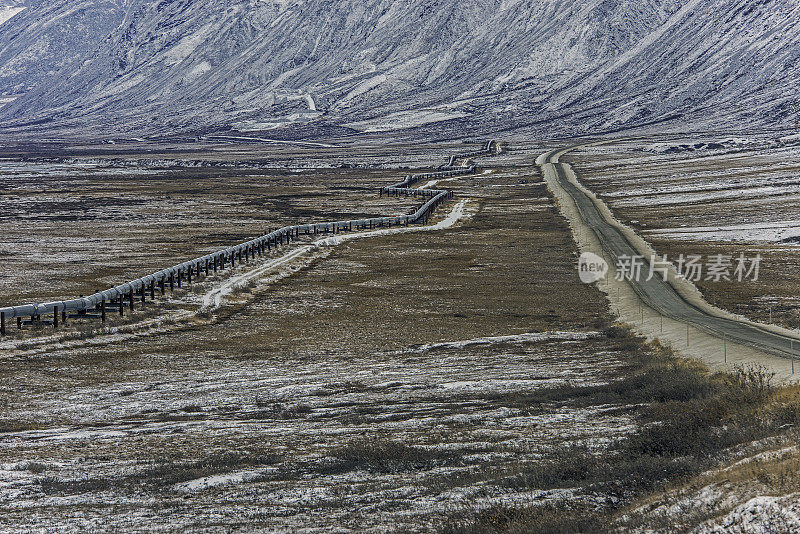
[0,0,797,139]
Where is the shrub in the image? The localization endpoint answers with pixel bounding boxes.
[39,476,111,495]
[323,440,461,474]
[440,502,603,534]
[499,444,604,489]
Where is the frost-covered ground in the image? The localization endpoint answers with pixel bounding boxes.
[568,138,800,243]
[565,136,800,330]
[3,0,800,139]
[618,436,800,533]
[0,332,635,532]
[0,140,457,305]
[0,141,634,531]
[4,139,800,531]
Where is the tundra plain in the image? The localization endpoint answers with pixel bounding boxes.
[1,139,800,532]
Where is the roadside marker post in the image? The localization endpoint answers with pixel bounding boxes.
[723,334,726,363]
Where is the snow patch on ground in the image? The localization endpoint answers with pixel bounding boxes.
[345,110,470,133]
[412,331,598,352]
[611,184,800,208]
[695,494,800,533]
[165,23,214,65]
[174,469,277,492]
[646,220,800,243]
[0,7,23,26]
[186,61,212,80]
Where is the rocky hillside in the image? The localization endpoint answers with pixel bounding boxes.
[0,0,798,138]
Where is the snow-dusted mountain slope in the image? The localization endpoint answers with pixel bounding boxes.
[0,0,798,138]
[0,6,24,27]
[0,1,137,107]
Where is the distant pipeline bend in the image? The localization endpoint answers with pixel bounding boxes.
[0,141,498,334]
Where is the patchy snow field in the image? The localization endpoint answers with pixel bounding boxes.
[0,141,631,531]
[0,332,634,532]
[567,138,800,243]
[565,137,800,330]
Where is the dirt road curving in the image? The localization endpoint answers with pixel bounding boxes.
[539,144,800,379]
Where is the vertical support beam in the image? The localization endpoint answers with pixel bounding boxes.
[53,307,59,329]
[170,273,175,292]
[177,270,182,288]
[150,281,155,300]
[205,259,209,275]
[17,317,22,329]
[1,312,5,336]
[129,291,134,312]
[62,310,67,324]
[101,299,106,322]
[141,286,146,303]
[188,267,192,285]
[119,297,124,317]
